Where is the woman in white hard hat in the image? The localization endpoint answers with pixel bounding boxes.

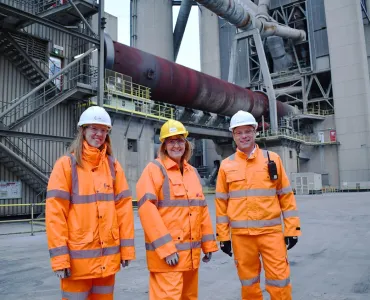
[136,119,218,300]
[46,106,135,299]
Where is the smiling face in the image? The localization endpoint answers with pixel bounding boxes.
[83,124,110,148]
[232,125,256,154]
[165,135,186,163]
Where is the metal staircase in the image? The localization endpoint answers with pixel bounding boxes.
[0,137,50,193]
[0,48,97,130]
[0,30,55,88]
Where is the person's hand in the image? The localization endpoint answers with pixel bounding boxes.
[55,268,71,279]
[121,260,130,268]
[202,252,212,263]
[220,241,232,257]
[285,236,298,250]
[165,252,179,266]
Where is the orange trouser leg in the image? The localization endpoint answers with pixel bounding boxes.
[61,277,92,300]
[182,269,199,300]
[232,235,263,300]
[61,275,115,300]
[258,232,292,300]
[149,271,191,300]
[90,274,115,300]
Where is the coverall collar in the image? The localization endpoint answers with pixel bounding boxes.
[236,144,259,160]
[162,155,190,171]
[82,140,107,167]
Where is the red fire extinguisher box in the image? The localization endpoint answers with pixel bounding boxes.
[330,130,336,142]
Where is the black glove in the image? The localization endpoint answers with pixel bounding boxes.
[285,236,298,250]
[220,241,232,257]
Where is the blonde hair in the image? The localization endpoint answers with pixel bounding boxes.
[158,137,193,162]
[68,127,113,166]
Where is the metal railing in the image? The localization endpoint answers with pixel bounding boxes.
[257,129,337,145]
[0,47,97,129]
[0,203,45,236]
[105,69,151,101]
[306,108,334,116]
[2,137,52,176]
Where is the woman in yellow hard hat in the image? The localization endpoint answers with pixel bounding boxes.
[136,119,218,299]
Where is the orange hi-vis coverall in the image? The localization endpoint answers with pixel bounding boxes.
[215,145,301,300]
[46,142,135,299]
[136,156,218,300]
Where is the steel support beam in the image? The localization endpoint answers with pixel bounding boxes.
[0,129,73,142]
[0,3,99,45]
[68,0,98,38]
[173,0,192,60]
[97,0,105,106]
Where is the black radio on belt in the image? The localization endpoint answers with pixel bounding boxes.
[266,151,278,180]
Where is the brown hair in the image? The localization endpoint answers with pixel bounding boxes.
[68,127,113,166]
[158,137,193,163]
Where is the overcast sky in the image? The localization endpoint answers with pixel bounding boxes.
[104,0,201,71]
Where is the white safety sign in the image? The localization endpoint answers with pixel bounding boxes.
[0,181,22,199]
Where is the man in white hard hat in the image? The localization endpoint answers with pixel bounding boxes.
[215,110,301,300]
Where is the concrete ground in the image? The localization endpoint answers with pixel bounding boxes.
[1,192,370,300]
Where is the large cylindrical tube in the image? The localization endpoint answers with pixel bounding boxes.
[106,39,298,119]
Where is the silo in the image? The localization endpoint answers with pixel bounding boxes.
[134,0,174,61]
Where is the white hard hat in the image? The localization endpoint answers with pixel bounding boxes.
[77,106,112,128]
[229,110,258,131]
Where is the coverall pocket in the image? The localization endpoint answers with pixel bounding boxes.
[225,171,245,183]
[169,177,187,197]
[68,230,94,245]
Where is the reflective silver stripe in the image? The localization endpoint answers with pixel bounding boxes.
[107,155,116,180]
[146,240,201,251]
[120,239,135,247]
[262,150,268,158]
[68,154,79,195]
[62,290,90,299]
[91,285,114,295]
[216,216,229,224]
[282,210,299,218]
[71,193,115,204]
[240,275,260,286]
[277,186,293,195]
[46,189,71,201]
[229,189,276,198]
[230,217,281,228]
[49,246,69,258]
[152,160,171,201]
[201,234,216,243]
[69,246,120,259]
[216,192,228,200]
[228,154,235,161]
[176,241,201,251]
[266,277,291,287]
[146,233,173,251]
[138,193,158,209]
[115,189,132,201]
[157,199,207,208]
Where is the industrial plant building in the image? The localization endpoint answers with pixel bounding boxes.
[1,0,370,217]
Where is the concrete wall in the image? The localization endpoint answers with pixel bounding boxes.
[135,0,174,61]
[109,115,155,199]
[198,7,221,78]
[325,0,370,183]
[268,145,298,181]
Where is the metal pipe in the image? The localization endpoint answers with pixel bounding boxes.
[174,0,193,61]
[107,40,298,119]
[68,0,97,37]
[0,47,96,120]
[194,0,306,40]
[256,0,270,20]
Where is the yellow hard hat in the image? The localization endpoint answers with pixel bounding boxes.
[159,119,188,142]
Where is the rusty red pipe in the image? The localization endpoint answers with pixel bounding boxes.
[105,37,297,119]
